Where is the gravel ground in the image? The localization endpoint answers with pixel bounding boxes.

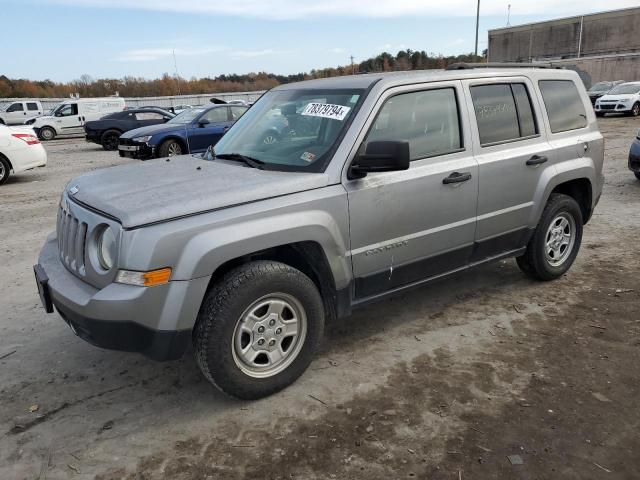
[1,118,639,479]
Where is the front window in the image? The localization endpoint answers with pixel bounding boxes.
[588,82,612,93]
[212,88,364,171]
[608,84,640,95]
[167,108,205,124]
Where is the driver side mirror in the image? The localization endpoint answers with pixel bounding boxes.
[349,140,410,179]
[198,119,210,127]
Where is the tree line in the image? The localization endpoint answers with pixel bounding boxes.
[0,50,484,99]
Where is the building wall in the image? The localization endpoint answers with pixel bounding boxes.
[489,7,640,62]
[550,54,640,87]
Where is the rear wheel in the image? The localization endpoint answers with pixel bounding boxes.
[158,139,183,157]
[0,156,11,185]
[101,130,121,151]
[194,261,324,399]
[631,102,640,117]
[517,194,583,281]
[39,126,56,141]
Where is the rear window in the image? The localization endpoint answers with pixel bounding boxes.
[539,80,587,133]
[470,83,538,145]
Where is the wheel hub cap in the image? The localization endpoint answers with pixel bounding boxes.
[544,213,575,267]
[232,294,307,378]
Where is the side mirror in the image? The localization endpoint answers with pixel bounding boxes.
[349,140,410,179]
[198,119,210,127]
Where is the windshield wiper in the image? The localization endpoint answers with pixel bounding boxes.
[214,153,265,169]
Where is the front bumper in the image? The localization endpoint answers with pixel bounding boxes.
[36,234,210,361]
[85,130,101,144]
[595,103,633,114]
[118,140,154,159]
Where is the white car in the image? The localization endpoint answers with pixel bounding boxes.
[594,82,640,117]
[0,124,47,185]
[0,100,44,125]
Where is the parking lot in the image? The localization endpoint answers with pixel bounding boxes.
[1,117,639,479]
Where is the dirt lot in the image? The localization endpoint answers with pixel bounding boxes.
[1,119,639,480]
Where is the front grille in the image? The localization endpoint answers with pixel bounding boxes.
[57,205,88,276]
[599,104,617,110]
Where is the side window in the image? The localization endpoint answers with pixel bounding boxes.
[539,80,587,133]
[201,107,228,123]
[365,88,462,161]
[135,112,164,120]
[27,102,39,111]
[230,106,247,121]
[470,83,538,146]
[59,104,78,117]
[7,103,24,112]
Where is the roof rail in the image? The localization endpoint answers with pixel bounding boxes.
[446,62,557,70]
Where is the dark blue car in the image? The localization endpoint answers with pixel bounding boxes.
[118,104,248,159]
[629,129,640,181]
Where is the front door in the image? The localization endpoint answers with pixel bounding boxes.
[5,102,25,125]
[187,107,231,152]
[55,103,81,135]
[345,82,479,299]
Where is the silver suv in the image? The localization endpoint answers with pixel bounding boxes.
[35,66,604,399]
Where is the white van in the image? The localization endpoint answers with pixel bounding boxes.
[32,98,126,140]
[0,100,44,125]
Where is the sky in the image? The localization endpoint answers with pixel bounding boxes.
[1,0,638,82]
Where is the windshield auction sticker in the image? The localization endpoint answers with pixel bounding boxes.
[301,103,351,121]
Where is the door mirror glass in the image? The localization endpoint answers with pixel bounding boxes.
[198,118,210,127]
[349,140,410,179]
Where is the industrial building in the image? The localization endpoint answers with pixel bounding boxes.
[487,7,640,86]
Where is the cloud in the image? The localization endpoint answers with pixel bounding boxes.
[230,49,291,58]
[43,0,640,20]
[113,46,227,62]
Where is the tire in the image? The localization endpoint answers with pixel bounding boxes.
[517,194,583,281]
[0,156,11,185]
[101,130,121,151]
[158,139,183,157]
[635,172,640,181]
[194,261,325,400]
[631,102,640,117]
[39,126,56,141]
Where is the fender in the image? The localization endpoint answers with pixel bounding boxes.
[529,156,596,227]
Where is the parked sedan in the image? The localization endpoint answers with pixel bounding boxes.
[0,124,47,185]
[118,104,247,159]
[85,108,174,150]
[629,129,640,181]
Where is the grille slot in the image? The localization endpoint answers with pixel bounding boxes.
[57,205,88,276]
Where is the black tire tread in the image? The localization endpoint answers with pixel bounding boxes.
[0,155,11,185]
[101,129,121,150]
[517,193,583,281]
[194,260,324,400]
[158,139,182,157]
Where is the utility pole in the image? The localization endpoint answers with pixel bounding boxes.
[350,55,355,75]
[173,49,181,96]
[474,0,481,57]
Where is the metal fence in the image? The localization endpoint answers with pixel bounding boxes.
[1,91,267,111]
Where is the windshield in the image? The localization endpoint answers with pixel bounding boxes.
[589,82,612,92]
[167,108,205,124]
[212,88,364,172]
[609,84,640,95]
[0,103,9,112]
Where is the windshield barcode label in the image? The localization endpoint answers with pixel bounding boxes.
[301,103,351,121]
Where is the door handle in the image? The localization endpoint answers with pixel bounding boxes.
[526,155,548,166]
[443,171,472,184]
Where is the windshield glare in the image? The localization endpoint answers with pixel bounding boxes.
[168,108,205,124]
[212,88,363,171]
[609,84,640,95]
[589,82,611,92]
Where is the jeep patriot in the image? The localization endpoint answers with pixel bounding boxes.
[35,66,604,399]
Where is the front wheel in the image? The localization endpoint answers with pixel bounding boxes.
[101,130,120,150]
[39,126,56,141]
[194,261,324,399]
[517,194,583,281]
[631,102,640,117]
[158,139,183,157]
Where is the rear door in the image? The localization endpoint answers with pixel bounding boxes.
[345,82,479,299]
[463,77,554,260]
[187,107,230,152]
[26,101,42,121]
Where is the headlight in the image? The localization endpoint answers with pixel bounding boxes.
[97,226,117,270]
[132,135,152,143]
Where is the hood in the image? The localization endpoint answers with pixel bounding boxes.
[120,122,186,139]
[66,155,330,228]
[598,94,636,102]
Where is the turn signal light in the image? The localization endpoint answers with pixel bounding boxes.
[12,133,40,145]
[116,268,172,287]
